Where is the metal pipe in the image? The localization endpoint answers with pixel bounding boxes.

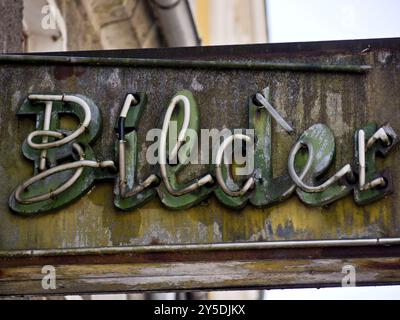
[152,0,200,47]
[159,95,213,196]
[362,177,386,190]
[15,144,115,204]
[358,129,386,191]
[15,143,84,204]
[119,94,138,118]
[171,96,190,161]
[118,140,127,193]
[367,127,391,149]
[215,134,255,197]
[39,101,53,171]
[359,130,366,188]
[281,144,314,198]
[255,93,294,134]
[288,141,352,193]
[0,55,372,74]
[122,175,160,199]
[117,94,159,199]
[27,94,91,150]
[118,137,159,198]
[160,95,191,164]
[118,95,131,194]
[118,118,125,141]
[2,237,400,258]
[27,130,66,149]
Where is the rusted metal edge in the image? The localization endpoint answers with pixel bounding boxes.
[30,37,400,60]
[1,238,399,258]
[0,54,371,73]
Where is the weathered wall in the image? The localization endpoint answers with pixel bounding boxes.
[0,0,24,53]
[55,0,163,50]
[55,0,102,51]
[82,0,163,49]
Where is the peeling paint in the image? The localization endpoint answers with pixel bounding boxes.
[378,51,392,64]
[107,68,122,89]
[191,76,204,92]
[325,91,351,139]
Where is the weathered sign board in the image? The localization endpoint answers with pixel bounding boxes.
[1,38,400,296]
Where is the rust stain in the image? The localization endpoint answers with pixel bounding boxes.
[361,258,400,270]
[54,66,86,81]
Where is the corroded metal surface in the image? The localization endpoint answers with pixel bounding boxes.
[2,257,400,295]
[1,38,400,294]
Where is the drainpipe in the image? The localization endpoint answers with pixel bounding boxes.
[151,0,201,47]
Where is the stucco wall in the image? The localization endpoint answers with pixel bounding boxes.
[0,0,24,53]
[55,0,163,50]
[55,0,102,51]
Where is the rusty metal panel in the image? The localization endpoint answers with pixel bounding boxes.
[1,38,400,295]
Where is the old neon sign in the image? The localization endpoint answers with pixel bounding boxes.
[9,87,399,215]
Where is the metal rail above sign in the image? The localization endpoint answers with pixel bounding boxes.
[1,38,400,296]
